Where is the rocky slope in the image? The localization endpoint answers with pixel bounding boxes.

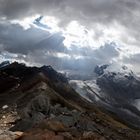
[0,62,140,140]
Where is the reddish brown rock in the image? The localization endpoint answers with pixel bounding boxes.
[37,119,69,132]
[80,131,106,140]
[16,129,64,140]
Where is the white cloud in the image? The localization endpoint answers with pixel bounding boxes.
[0,0,140,74]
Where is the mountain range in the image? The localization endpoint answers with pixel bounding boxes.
[0,61,140,140]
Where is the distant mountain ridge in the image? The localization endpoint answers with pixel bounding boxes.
[70,64,140,129]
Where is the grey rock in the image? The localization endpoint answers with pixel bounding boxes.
[29,95,50,114]
[54,115,76,127]
[10,118,34,131]
[21,95,50,119]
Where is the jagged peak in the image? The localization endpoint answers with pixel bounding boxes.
[0,60,10,68]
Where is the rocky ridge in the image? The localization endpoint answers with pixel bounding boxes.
[0,62,140,140]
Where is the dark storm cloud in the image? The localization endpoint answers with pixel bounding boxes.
[0,0,65,19]
[24,42,119,71]
[1,0,140,46]
[0,0,139,73]
[0,20,119,72]
[0,22,65,54]
[0,0,140,25]
[66,42,119,61]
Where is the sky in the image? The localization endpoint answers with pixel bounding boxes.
[0,0,140,74]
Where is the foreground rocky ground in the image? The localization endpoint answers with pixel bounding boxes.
[0,62,140,140]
